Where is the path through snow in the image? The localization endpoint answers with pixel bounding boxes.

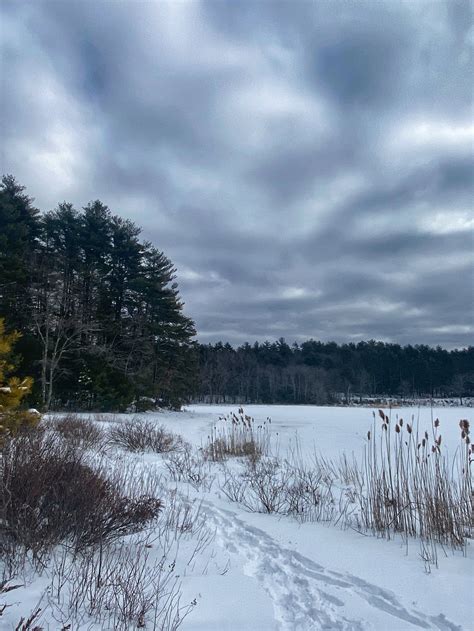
[201,501,463,631]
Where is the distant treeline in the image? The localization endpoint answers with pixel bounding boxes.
[0,175,196,410]
[194,340,474,405]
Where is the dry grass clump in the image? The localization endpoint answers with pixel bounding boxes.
[356,411,472,551]
[108,418,184,453]
[0,431,162,563]
[204,408,270,461]
[46,414,105,450]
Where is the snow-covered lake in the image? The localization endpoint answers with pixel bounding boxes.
[184,403,469,458]
[158,404,474,630]
[3,404,472,630]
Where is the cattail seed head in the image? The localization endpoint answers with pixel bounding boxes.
[434,419,440,428]
[395,424,400,433]
[367,431,371,441]
[407,423,412,434]
[399,418,404,427]
[378,409,385,420]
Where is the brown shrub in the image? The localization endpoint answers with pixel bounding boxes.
[47,414,104,449]
[0,431,161,561]
[108,418,184,453]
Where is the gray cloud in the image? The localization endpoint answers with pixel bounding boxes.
[1,0,473,348]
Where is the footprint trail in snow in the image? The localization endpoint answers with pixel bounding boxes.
[201,502,463,631]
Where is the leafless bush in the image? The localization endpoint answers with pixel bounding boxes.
[14,607,43,631]
[218,435,336,520]
[43,486,211,630]
[165,447,213,491]
[220,466,249,504]
[0,431,162,563]
[48,535,196,630]
[46,414,105,450]
[220,456,291,514]
[243,457,291,513]
[203,408,270,461]
[108,418,185,453]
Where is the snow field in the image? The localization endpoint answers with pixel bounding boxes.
[1,405,472,630]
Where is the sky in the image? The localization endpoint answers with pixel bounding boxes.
[1,0,473,348]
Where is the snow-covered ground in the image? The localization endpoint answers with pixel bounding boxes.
[2,405,472,630]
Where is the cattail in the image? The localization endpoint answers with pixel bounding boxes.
[424,431,429,440]
[422,438,426,448]
[434,418,440,428]
[395,424,400,433]
[466,436,470,445]
[399,418,404,427]
[436,435,442,446]
[431,445,436,453]
[367,431,371,441]
[407,423,412,434]
[378,409,385,420]
[383,424,388,431]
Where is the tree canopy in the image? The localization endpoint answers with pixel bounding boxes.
[0,175,197,410]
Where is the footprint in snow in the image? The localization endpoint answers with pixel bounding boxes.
[201,502,463,631]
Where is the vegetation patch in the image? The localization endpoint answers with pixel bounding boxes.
[108,418,185,453]
[47,414,105,449]
[0,431,162,562]
[204,408,270,461]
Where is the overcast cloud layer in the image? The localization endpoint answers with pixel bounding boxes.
[1,1,473,348]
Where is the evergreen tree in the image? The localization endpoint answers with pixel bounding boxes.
[0,318,38,436]
[0,176,198,410]
[0,175,40,330]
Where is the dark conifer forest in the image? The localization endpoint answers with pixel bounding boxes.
[195,340,474,404]
[1,175,473,410]
[0,175,197,410]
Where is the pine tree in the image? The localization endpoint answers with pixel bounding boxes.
[0,175,40,330]
[0,318,39,436]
